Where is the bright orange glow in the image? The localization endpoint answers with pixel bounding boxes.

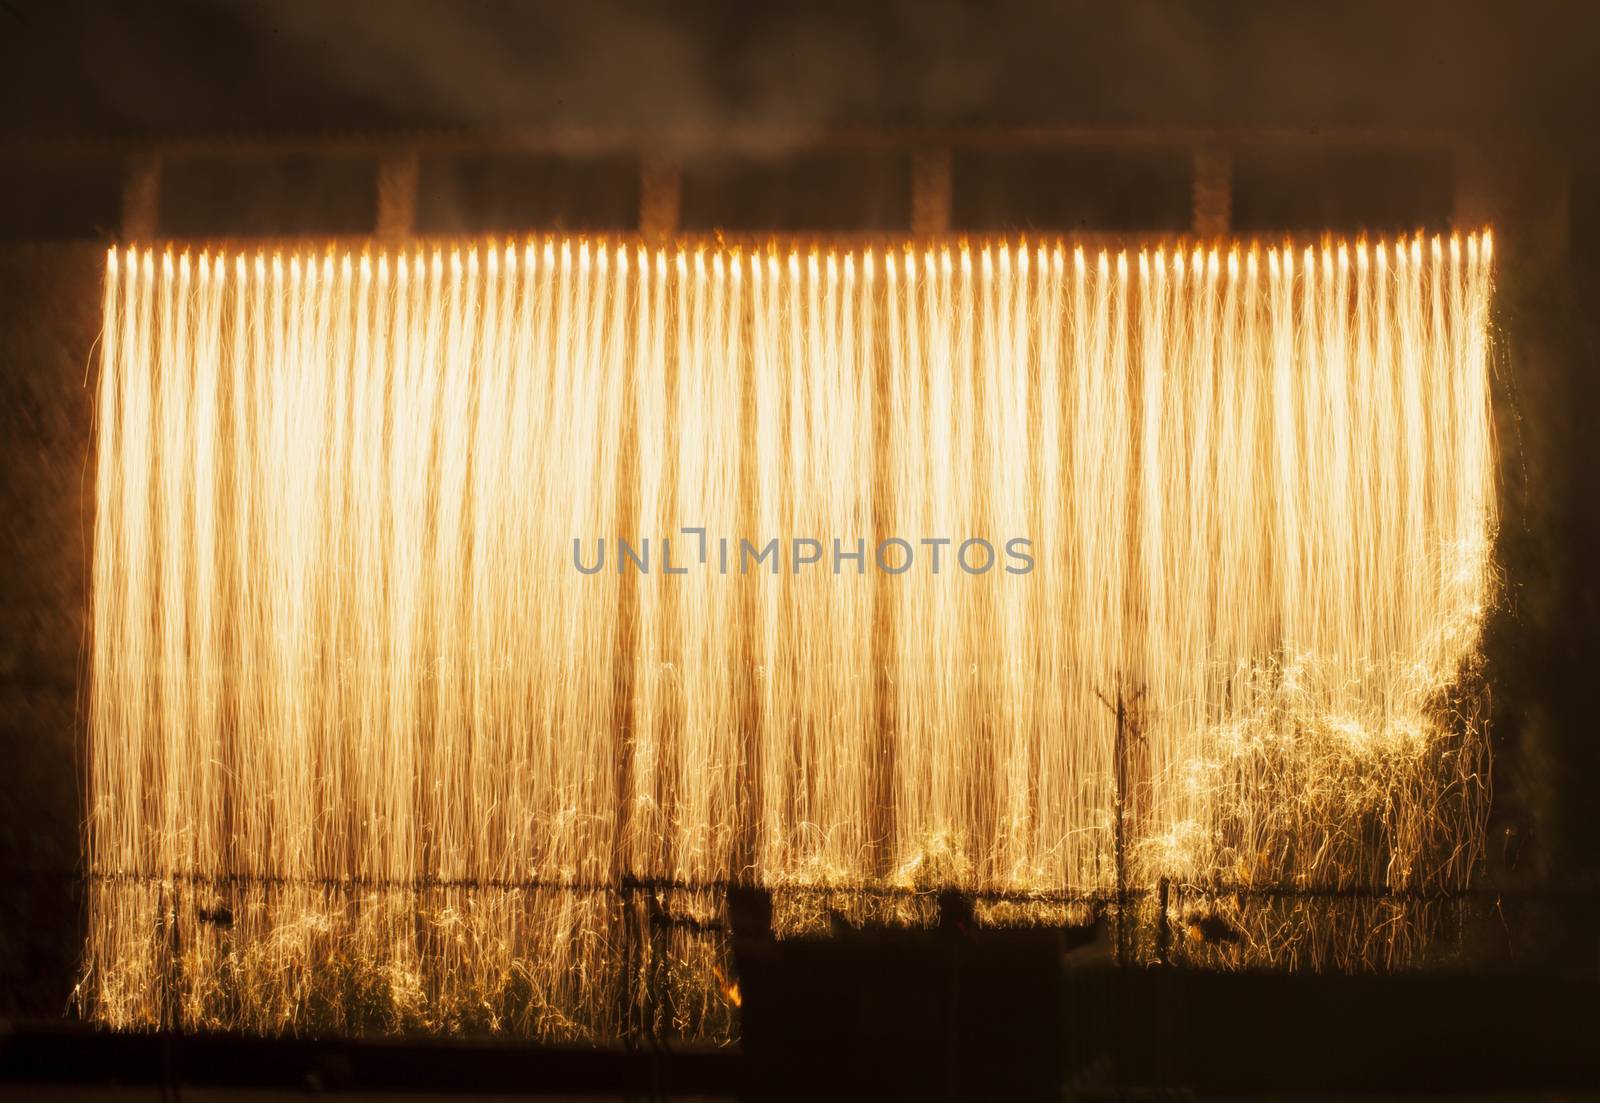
[84,232,1495,1034]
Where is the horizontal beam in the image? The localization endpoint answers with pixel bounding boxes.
[1,124,1478,161]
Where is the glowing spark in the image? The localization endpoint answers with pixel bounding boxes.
[84,231,1495,1035]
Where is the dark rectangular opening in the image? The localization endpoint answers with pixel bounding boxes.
[159,155,378,237]
[0,156,122,242]
[950,147,1192,233]
[416,153,640,234]
[1230,148,1454,235]
[679,150,910,233]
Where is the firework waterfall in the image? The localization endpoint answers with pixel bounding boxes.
[84,233,1494,1033]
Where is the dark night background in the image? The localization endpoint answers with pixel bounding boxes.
[1,1,1598,1098]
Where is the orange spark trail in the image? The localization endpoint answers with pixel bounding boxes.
[83,232,1496,1035]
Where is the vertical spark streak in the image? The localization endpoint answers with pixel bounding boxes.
[85,232,1496,1034]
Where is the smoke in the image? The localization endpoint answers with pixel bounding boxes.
[6,1,1600,139]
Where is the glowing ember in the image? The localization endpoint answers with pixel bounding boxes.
[82,232,1494,1033]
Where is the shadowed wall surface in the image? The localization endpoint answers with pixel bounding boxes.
[0,245,99,1015]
